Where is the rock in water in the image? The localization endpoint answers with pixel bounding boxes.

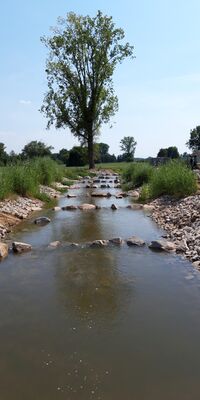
[48,241,61,248]
[109,237,123,245]
[149,240,176,252]
[0,242,8,260]
[34,217,51,225]
[12,242,32,253]
[78,204,96,210]
[90,240,109,247]
[127,236,145,246]
[62,205,77,210]
[111,204,118,210]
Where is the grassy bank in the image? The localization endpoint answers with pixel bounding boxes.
[123,160,198,200]
[0,158,67,201]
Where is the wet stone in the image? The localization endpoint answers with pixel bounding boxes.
[0,242,8,260]
[34,217,51,225]
[127,236,145,246]
[12,241,32,253]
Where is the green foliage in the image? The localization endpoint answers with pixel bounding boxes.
[41,11,134,168]
[120,136,137,161]
[157,146,179,158]
[21,141,53,159]
[150,161,197,199]
[139,184,152,202]
[68,146,88,167]
[0,158,66,200]
[186,126,200,151]
[123,162,154,188]
[0,143,9,166]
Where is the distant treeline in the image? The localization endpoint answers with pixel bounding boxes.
[0,141,185,167]
[0,141,134,167]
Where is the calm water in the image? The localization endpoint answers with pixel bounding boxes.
[0,180,200,400]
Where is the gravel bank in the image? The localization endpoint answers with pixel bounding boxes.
[150,194,200,269]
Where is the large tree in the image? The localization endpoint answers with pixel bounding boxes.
[186,126,200,151]
[41,11,134,168]
[120,136,137,161]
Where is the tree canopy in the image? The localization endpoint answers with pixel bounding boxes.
[41,11,134,168]
[157,146,179,159]
[21,141,53,159]
[186,126,200,151]
[120,136,137,161]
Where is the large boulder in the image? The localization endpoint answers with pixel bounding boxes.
[34,217,51,225]
[78,204,96,210]
[149,240,176,252]
[127,236,145,246]
[0,242,8,260]
[12,242,32,253]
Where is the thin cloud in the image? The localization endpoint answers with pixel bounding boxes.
[19,100,32,105]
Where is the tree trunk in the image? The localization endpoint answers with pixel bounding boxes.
[88,134,95,169]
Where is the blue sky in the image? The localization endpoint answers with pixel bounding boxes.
[1,0,200,157]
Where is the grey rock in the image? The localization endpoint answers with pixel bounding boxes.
[34,216,51,225]
[78,204,96,210]
[111,204,118,210]
[62,205,78,210]
[149,240,176,252]
[12,241,32,253]
[90,240,109,247]
[127,236,145,246]
[109,237,123,245]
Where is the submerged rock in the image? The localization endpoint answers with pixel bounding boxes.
[67,194,77,198]
[34,216,51,225]
[127,236,145,246]
[12,241,32,253]
[0,242,8,260]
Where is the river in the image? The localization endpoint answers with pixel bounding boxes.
[0,175,200,400]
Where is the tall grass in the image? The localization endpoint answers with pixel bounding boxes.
[123,160,198,200]
[149,160,197,199]
[0,157,67,200]
[123,162,154,189]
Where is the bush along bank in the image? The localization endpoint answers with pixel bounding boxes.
[123,161,200,267]
[123,160,198,201]
[0,157,71,240]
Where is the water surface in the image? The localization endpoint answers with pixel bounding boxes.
[0,179,200,400]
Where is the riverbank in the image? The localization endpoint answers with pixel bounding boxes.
[0,185,61,240]
[149,194,200,268]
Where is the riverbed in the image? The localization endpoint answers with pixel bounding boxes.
[0,176,200,400]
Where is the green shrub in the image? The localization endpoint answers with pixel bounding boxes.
[139,184,152,202]
[0,157,67,200]
[123,162,154,188]
[150,160,197,199]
